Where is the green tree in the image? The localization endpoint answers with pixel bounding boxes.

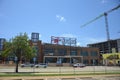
[2,33,36,73]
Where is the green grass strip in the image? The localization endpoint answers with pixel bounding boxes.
[0,72,120,77]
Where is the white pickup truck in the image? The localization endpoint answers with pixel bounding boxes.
[73,63,86,68]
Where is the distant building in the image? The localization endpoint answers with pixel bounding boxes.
[0,38,6,63]
[0,38,5,51]
[87,39,120,54]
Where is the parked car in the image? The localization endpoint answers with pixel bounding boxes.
[73,63,85,68]
[21,63,34,68]
[35,63,47,68]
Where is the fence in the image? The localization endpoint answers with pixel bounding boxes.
[0,65,119,74]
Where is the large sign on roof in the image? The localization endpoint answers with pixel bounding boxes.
[51,36,77,46]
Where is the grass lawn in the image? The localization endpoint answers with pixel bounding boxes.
[0,71,120,77]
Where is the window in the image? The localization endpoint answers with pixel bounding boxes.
[91,59,98,65]
[44,48,54,55]
[91,51,98,56]
[70,50,77,56]
[57,49,67,56]
[32,38,38,42]
[83,59,89,65]
[81,51,88,56]
[45,57,56,63]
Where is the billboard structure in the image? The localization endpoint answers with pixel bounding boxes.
[51,36,77,46]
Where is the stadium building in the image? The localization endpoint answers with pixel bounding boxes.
[29,33,100,66]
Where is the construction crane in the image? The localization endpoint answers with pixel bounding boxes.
[81,4,120,53]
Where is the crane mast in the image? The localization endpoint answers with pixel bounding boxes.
[104,13,110,41]
[104,13,111,53]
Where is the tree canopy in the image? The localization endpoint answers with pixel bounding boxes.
[2,33,36,73]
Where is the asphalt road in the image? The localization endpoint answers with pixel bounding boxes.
[0,66,120,73]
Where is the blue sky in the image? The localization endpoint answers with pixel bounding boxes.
[0,0,120,46]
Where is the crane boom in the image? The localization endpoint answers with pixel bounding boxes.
[80,4,120,28]
[106,4,120,14]
[81,14,104,27]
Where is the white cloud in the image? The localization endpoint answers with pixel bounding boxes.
[76,42,80,46]
[56,15,66,22]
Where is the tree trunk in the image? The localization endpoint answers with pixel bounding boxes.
[15,59,19,73]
